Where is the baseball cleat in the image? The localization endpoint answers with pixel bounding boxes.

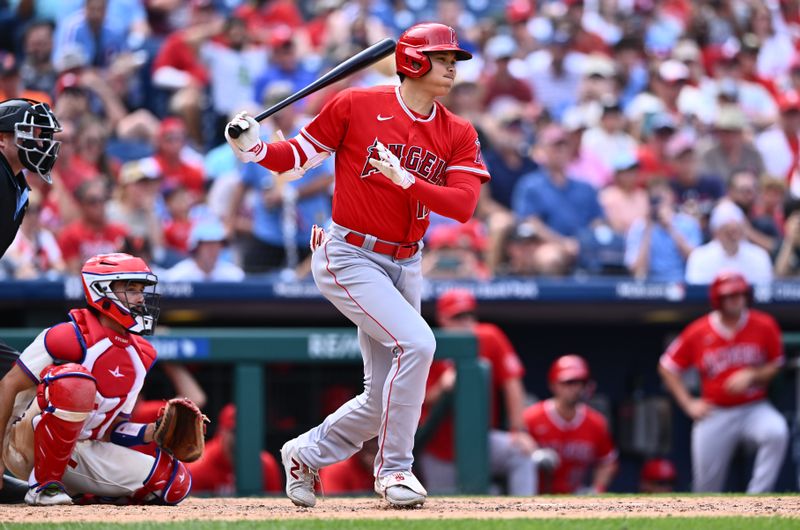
[280,439,319,508]
[24,482,72,506]
[375,471,427,508]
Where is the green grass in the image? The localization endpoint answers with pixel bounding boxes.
[1,519,798,530]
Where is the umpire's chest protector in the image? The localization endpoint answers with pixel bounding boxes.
[67,308,156,439]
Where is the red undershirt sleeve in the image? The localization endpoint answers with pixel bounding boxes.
[256,139,307,173]
[406,172,482,223]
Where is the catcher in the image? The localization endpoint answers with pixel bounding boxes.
[0,253,207,506]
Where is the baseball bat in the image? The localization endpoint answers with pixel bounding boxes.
[227,38,397,139]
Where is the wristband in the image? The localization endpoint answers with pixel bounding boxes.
[110,421,148,447]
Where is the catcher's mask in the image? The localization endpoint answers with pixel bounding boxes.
[81,253,160,335]
[0,98,62,183]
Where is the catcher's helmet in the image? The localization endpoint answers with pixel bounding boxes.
[396,23,472,78]
[548,354,590,384]
[81,253,160,335]
[709,271,751,309]
[436,288,477,319]
[0,98,61,183]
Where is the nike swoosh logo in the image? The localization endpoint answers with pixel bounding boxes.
[377,115,393,121]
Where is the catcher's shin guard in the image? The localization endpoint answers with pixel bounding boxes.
[133,448,192,505]
[30,364,96,491]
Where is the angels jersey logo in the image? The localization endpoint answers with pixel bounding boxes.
[361,139,447,219]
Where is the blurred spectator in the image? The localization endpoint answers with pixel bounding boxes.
[106,160,165,264]
[665,133,725,222]
[775,198,800,277]
[53,0,128,70]
[57,179,127,274]
[625,179,702,282]
[599,151,648,236]
[162,184,194,259]
[636,113,676,182]
[152,0,223,146]
[562,107,611,189]
[234,0,305,47]
[756,90,800,188]
[626,60,706,132]
[142,117,205,201]
[422,221,489,280]
[639,457,677,493]
[187,404,282,496]
[581,99,638,176]
[420,289,535,495]
[724,171,780,254]
[513,124,604,275]
[524,30,582,121]
[748,3,794,80]
[45,119,95,228]
[697,106,764,183]
[481,34,534,109]
[524,355,618,494]
[0,51,51,105]
[75,117,119,181]
[0,189,65,279]
[736,34,780,100]
[318,437,377,495]
[252,27,318,112]
[227,89,333,274]
[20,20,58,96]
[162,219,244,282]
[612,36,648,109]
[685,201,773,285]
[659,272,788,493]
[200,15,267,144]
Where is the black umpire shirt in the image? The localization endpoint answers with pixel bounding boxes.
[0,152,28,258]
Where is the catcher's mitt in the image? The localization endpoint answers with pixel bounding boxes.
[153,397,209,462]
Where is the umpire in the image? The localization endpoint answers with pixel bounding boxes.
[0,98,62,502]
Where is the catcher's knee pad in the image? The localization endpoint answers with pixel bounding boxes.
[134,449,192,505]
[31,364,96,488]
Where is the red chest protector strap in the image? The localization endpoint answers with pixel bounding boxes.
[69,309,157,371]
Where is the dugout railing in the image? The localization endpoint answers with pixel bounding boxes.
[0,328,488,496]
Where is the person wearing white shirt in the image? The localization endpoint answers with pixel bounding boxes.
[685,201,773,285]
[163,219,245,282]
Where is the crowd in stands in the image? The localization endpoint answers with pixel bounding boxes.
[3,0,800,284]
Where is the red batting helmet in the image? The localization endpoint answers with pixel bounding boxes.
[81,253,160,335]
[396,23,472,78]
[436,288,477,320]
[640,458,677,483]
[709,271,752,310]
[548,354,590,384]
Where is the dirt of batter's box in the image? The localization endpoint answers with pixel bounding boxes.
[0,496,799,522]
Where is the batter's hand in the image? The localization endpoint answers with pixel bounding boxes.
[724,368,756,395]
[368,141,415,189]
[310,224,325,251]
[685,398,712,421]
[225,112,266,163]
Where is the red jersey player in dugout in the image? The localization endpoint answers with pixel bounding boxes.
[225,23,489,508]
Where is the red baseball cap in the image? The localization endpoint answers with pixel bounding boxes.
[641,458,677,482]
[548,354,590,384]
[436,288,477,319]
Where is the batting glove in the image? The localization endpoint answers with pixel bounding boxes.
[225,111,267,163]
[310,224,325,251]
[368,141,415,189]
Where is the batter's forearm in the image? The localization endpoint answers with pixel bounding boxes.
[407,173,480,223]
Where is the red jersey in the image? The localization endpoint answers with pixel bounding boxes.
[423,323,525,461]
[187,436,282,495]
[523,400,617,494]
[299,85,489,243]
[318,454,374,494]
[17,308,156,441]
[152,31,209,86]
[151,154,205,194]
[57,220,127,264]
[659,309,784,407]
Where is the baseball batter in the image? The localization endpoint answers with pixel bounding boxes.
[659,272,788,493]
[225,23,489,507]
[0,253,192,506]
[523,355,618,494]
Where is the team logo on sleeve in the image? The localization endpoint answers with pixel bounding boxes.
[474,138,484,166]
